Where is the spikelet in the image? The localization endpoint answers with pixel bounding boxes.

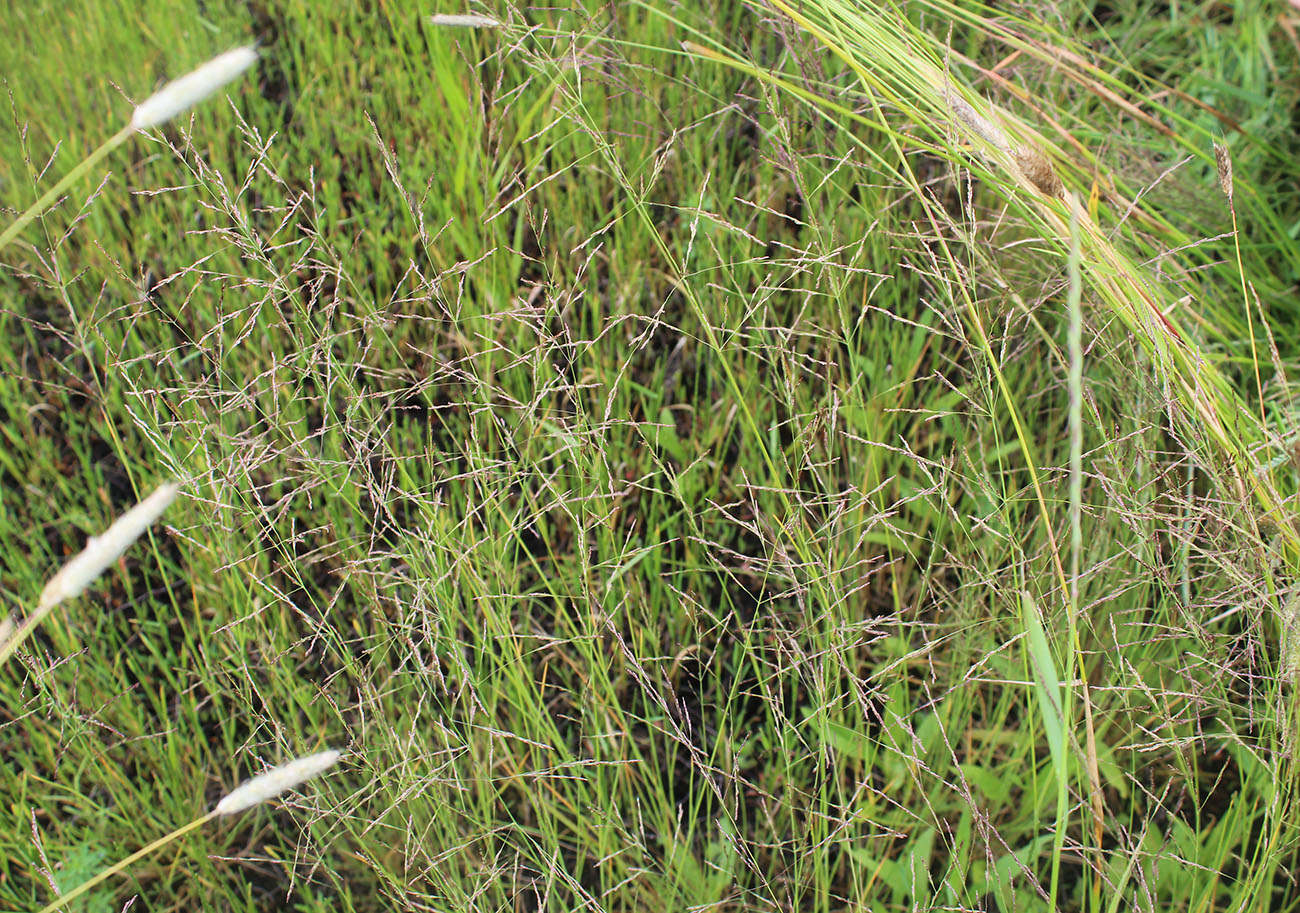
[130,46,259,131]
[38,482,180,610]
[1281,591,1300,686]
[1213,141,1233,201]
[428,13,501,27]
[215,749,343,815]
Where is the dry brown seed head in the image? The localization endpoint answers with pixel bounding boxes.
[1014,147,1063,198]
[1213,141,1233,200]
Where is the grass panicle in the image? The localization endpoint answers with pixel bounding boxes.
[0,482,180,666]
[0,46,258,254]
[1214,140,1234,201]
[129,45,259,131]
[215,748,344,815]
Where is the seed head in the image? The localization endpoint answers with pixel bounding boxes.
[38,482,181,610]
[130,46,259,131]
[944,89,1009,151]
[1213,141,1233,201]
[215,749,343,815]
[1014,146,1063,198]
[428,13,502,28]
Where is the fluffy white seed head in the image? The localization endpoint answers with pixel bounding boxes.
[38,482,181,611]
[428,13,501,28]
[130,46,259,131]
[215,749,343,815]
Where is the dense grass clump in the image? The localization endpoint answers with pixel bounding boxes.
[2,1,1299,911]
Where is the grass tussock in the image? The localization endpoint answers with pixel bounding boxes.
[1,1,1299,911]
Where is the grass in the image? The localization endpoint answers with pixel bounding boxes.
[1,0,1299,910]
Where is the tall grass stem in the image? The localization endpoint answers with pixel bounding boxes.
[0,126,133,254]
[35,812,216,913]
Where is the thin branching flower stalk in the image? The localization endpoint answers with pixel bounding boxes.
[0,47,258,253]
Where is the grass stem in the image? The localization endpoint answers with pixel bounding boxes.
[0,125,133,253]
[35,811,217,913]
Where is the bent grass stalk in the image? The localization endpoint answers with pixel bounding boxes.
[36,749,342,913]
[685,0,1296,549]
[684,1,1295,895]
[0,46,257,254]
[744,4,1300,903]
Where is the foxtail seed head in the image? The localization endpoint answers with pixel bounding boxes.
[944,89,1009,151]
[38,482,180,611]
[215,749,343,815]
[428,13,501,27]
[130,46,258,131]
